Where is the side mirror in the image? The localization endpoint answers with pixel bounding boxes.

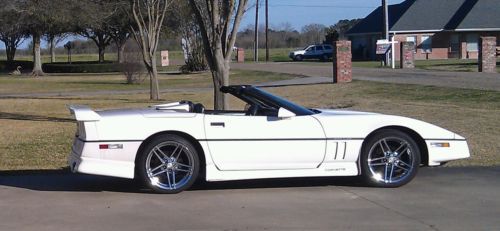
[278,107,296,119]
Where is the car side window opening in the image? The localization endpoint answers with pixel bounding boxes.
[316,46,324,51]
[215,86,317,117]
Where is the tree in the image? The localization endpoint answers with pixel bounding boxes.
[324,19,361,44]
[301,23,327,45]
[130,0,169,100]
[0,3,27,62]
[189,0,249,109]
[12,0,77,76]
[165,0,207,73]
[77,0,128,63]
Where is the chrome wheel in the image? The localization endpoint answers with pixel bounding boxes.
[368,137,414,184]
[145,141,195,190]
[361,129,420,187]
[138,134,200,193]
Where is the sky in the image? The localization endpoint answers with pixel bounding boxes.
[241,0,406,31]
[1,0,406,50]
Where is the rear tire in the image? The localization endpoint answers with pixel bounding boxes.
[360,129,420,187]
[137,134,200,193]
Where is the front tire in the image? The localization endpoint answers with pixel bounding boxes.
[294,55,303,61]
[360,129,420,187]
[137,134,200,193]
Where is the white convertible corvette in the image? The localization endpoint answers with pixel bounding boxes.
[68,85,470,193]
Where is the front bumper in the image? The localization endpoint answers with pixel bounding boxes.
[426,139,470,166]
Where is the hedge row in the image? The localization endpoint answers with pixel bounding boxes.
[0,60,125,73]
[0,60,33,73]
[42,61,121,73]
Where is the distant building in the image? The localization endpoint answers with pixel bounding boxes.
[346,0,500,60]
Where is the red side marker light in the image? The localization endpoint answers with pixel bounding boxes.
[99,144,109,149]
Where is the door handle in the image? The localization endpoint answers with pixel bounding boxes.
[210,122,225,127]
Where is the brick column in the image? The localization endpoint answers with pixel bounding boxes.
[332,40,352,83]
[479,37,496,73]
[237,48,245,63]
[400,41,415,69]
[161,50,169,66]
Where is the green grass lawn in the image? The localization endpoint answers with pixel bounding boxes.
[7,50,499,73]
[0,70,298,94]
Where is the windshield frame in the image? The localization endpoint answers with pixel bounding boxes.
[244,87,316,116]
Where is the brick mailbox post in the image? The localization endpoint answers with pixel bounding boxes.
[332,40,352,83]
[479,37,497,73]
[161,50,169,67]
[236,48,245,63]
[400,41,415,69]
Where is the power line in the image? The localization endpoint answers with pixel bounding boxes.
[268,4,377,9]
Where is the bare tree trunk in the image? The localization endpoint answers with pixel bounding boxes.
[145,54,160,100]
[32,33,44,76]
[211,64,229,109]
[49,37,56,63]
[117,43,126,63]
[3,38,17,62]
[98,45,105,63]
[130,0,168,100]
[5,45,16,62]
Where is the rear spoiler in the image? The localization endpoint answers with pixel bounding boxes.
[68,105,101,121]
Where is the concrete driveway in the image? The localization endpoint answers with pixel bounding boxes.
[231,62,500,91]
[0,166,498,230]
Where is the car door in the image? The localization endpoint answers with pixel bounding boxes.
[303,46,316,59]
[204,114,326,170]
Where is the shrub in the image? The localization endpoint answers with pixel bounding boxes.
[42,61,121,73]
[120,45,146,84]
[0,60,33,73]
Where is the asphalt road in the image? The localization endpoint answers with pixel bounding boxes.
[0,166,498,230]
[231,62,500,91]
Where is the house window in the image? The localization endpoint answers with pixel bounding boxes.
[466,34,478,52]
[421,35,432,53]
[406,36,417,53]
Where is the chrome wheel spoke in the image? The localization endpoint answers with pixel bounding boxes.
[153,148,167,164]
[389,164,395,183]
[369,162,386,167]
[150,164,164,174]
[151,168,167,177]
[396,147,409,158]
[384,164,389,182]
[382,139,392,152]
[165,170,172,188]
[399,160,412,168]
[176,163,193,172]
[172,169,176,189]
[369,156,385,162]
[395,164,410,172]
[170,144,182,159]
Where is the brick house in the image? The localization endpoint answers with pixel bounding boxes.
[346,0,500,61]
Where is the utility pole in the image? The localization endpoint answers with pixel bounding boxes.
[265,0,269,62]
[254,0,259,62]
[382,0,390,66]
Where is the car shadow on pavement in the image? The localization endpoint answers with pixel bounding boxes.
[0,169,366,193]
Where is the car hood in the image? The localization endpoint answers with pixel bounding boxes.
[290,50,305,55]
[313,109,459,140]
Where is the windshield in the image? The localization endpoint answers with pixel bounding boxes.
[249,87,316,116]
